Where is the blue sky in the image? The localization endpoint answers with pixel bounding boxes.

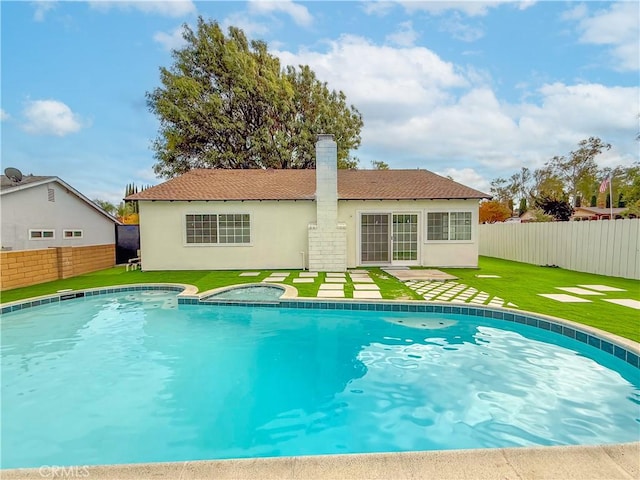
[2,1,638,204]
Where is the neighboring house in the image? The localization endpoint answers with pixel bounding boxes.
[519,210,538,223]
[127,135,490,272]
[1,174,120,251]
[571,206,626,221]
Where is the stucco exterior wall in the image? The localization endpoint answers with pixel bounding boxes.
[337,199,481,268]
[1,182,115,251]
[137,200,316,271]
[138,198,480,270]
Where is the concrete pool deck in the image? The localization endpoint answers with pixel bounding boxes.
[4,443,638,479]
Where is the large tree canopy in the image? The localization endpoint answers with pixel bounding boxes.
[147,18,363,177]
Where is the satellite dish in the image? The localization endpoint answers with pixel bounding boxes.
[4,167,23,183]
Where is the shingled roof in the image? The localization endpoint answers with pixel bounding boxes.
[126,169,490,201]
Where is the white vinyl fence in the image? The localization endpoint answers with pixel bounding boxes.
[479,218,640,280]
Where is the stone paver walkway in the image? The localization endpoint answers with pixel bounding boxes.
[539,284,638,310]
[406,280,515,308]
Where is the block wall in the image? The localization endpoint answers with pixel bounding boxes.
[0,244,115,291]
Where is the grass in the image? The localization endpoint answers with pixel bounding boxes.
[438,257,640,342]
[1,257,638,341]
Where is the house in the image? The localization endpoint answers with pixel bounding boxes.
[571,206,626,221]
[127,135,490,272]
[1,174,120,251]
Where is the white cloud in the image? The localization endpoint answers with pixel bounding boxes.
[567,2,639,71]
[22,100,84,136]
[364,0,536,17]
[275,35,639,183]
[221,13,270,38]
[361,1,397,16]
[89,1,196,18]
[0,109,9,121]
[153,25,188,51]
[386,21,419,47]
[439,12,484,42]
[400,1,507,17]
[276,35,467,118]
[32,1,56,22]
[438,167,491,193]
[248,0,312,27]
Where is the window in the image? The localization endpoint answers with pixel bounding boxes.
[29,229,55,240]
[186,214,250,245]
[63,230,83,239]
[426,212,472,241]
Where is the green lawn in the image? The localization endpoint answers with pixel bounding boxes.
[1,257,638,342]
[438,257,640,342]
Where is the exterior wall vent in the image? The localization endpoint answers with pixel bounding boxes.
[48,187,55,202]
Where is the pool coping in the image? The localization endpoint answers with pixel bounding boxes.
[3,442,639,479]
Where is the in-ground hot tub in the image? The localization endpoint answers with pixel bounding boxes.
[203,284,285,301]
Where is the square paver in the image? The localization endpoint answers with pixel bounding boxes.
[354,284,380,291]
[293,278,315,283]
[325,278,347,283]
[319,283,344,290]
[577,285,626,292]
[349,269,368,274]
[351,277,375,283]
[476,275,501,278]
[299,272,318,277]
[317,290,345,298]
[556,287,604,296]
[602,299,640,310]
[538,294,592,303]
[326,273,346,278]
[239,272,261,277]
[353,290,382,299]
[264,276,287,282]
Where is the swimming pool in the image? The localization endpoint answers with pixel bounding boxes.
[1,288,638,469]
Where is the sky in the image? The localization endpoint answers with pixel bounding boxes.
[1,1,639,205]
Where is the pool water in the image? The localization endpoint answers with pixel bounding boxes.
[206,285,284,301]
[1,290,639,468]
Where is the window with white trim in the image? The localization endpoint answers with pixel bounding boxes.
[186,214,250,244]
[63,230,83,239]
[426,212,472,241]
[29,229,55,240]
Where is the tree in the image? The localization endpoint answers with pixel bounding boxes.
[518,198,527,216]
[508,167,533,203]
[489,177,511,204]
[535,195,573,221]
[371,160,389,170]
[479,200,512,223]
[93,199,117,215]
[545,137,611,206]
[530,166,565,202]
[529,208,554,222]
[616,163,640,206]
[622,199,640,218]
[147,18,363,177]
